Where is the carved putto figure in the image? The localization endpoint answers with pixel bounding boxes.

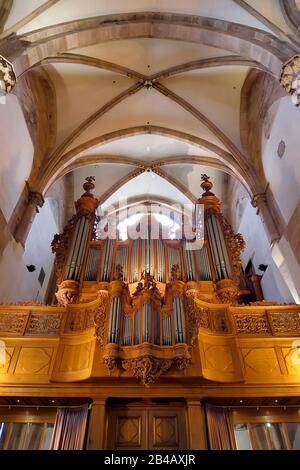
[171,263,181,281]
[113,264,123,281]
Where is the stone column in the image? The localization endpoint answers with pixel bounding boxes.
[251,193,280,246]
[86,398,107,450]
[14,190,44,247]
[186,399,207,449]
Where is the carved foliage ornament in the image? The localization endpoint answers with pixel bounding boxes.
[220,214,246,281]
[121,355,191,386]
[51,214,77,281]
[185,291,209,343]
[55,280,80,306]
[270,312,300,335]
[280,55,300,105]
[0,55,16,98]
[94,291,109,347]
[234,313,270,335]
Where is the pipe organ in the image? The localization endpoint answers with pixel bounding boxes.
[50,174,249,384]
[2,176,300,450]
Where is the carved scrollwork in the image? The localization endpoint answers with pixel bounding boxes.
[122,356,173,386]
[94,291,109,346]
[0,312,28,335]
[234,313,270,335]
[220,215,245,281]
[55,280,80,306]
[216,278,240,305]
[103,356,120,374]
[25,313,62,336]
[174,355,191,371]
[51,214,77,281]
[185,292,209,344]
[269,312,300,335]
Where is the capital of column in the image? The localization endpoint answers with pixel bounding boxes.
[0,55,16,99]
[251,191,280,246]
[280,54,300,104]
[251,192,267,209]
[28,191,45,213]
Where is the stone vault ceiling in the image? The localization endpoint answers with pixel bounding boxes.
[1,0,299,210]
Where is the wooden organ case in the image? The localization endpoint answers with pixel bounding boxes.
[51,174,247,385]
[1,175,300,450]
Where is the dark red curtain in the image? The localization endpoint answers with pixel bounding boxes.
[50,405,89,450]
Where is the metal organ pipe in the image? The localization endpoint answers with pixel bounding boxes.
[210,214,229,278]
[142,302,151,342]
[74,218,90,281]
[84,246,100,281]
[130,240,139,283]
[108,296,122,343]
[101,240,113,281]
[64,216,91,281]
[206,216,222,280]
[173,296,186,343]
[184,241,195,281]
[134,310,140,344]
[123,315,132,345]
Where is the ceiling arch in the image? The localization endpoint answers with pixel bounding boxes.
[41,126,256,195]
[10,12,296,76]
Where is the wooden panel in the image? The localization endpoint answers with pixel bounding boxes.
[116,416,142,447]
[107,408,147,449]
[149,408,186,449]
[14,347,53,375]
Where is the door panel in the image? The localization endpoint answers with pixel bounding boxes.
[149,408,186,449]
[107,409,147,449]
[106,401,187,450]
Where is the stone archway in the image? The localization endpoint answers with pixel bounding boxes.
[7,12,296,77]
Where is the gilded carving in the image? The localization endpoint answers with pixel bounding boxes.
[64,309,86,333]
[0,312,28,335]
[51,214,77,281]
[175,356,191,371]
[216,278,240,305]
[103,356,120,374]
[122,356,173,386]
[234,313,270,335]
[269,312,300,335]
[25,313,62,336]
[211,309,228,333]
[56,280,80,306]
[220,217,245,281]
[185,292,209,343]
[94,291,109,347]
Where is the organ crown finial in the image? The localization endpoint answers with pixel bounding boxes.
[82,176,96,196]
[200,174,214,196]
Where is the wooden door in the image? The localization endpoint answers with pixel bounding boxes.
[106,401,187,450]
